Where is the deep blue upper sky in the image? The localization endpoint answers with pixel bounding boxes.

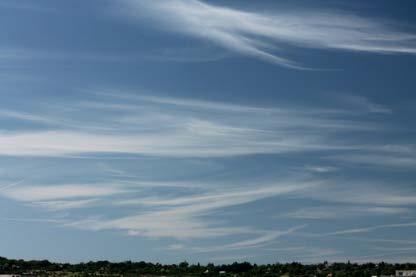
[1,0,416,264]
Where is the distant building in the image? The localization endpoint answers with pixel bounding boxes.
[396,270,416,277]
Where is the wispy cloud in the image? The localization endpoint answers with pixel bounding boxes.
[116,180,316,209]
[283,206,410,220]
[0,110,56,124]
[0,91,390,158]
[0,183,125,210]
[324,222,416,236]
[0,217,64,223]
[33,199,101,211]
[114,0,416,68]
[191,225,306,253]
[1,90,414,257]
[1,0,415,263]
[302,181,416,207]
[330,153,416,168]
[68,179,315,240]
[1,184,123,202]
[304,165,338,173]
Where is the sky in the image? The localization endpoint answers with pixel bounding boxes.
[1,0,416,264]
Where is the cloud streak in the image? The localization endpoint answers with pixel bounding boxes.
[324,222,416,236]
[0,183,125,210]
[283,206,410,220]
[115,0,416,68]
[0,91,390,158]
[1,90,414,258]
[68,179,315,240]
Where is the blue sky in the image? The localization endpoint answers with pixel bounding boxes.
[1,0,416,264]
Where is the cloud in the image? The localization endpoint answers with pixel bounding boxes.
[143,46,232,63]
[330,94,392,114]
[330,153,416,168]
[301,181,416,207]
[67,179,315,240]
[0,129,332,157]
[283,206,410,219]
[324,222,416,236]
[167,244,185,250]
[116,180,316,209]
[304,165,337,173]
[1,184,123,202]
[196,225,306,253]
[32,199,101,211]
[0,91,388,158]
[1,90,414,256]
[0,217,64,223]
[0,179,25,192]
[114,0,416,68]
[340,237,416,249]
[0,110,56,124]
[0,183,125,210]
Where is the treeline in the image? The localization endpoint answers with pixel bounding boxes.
[1,257,416,276]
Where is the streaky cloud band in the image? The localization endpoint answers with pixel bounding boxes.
[113,0,416,68]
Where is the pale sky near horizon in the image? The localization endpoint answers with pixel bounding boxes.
[1,0,416,264]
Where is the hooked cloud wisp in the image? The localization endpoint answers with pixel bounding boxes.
[115,0,416,68]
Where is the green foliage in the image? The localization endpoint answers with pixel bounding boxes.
[0,256,414,276]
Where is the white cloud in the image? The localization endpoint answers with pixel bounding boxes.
[186,226,306,254]
[0,183,125,211]
[115,0,416,68]
[1,184,123,202]
[330,153,416,168]
[117,180,316,209]
[167,244,185,250]
[341,237,416,246]
[283,206,410,219]
[1,91,414,252]
[303,182,416,207]
[0,217,64,223]
[67,179,315,240]
[304,165,337,173]
[32,199,101,211]
[0,129,335,157]
[0,92,387,158]
[217,226,305,250]
[324,222,416,236]
[0,110,55,124]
